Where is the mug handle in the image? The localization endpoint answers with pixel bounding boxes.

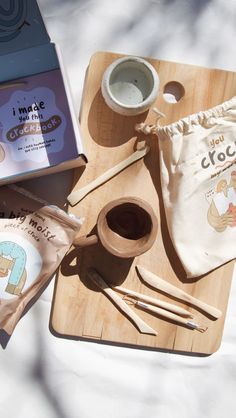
[73,234,98,248]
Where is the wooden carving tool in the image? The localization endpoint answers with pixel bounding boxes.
[136,265,222,320]
[112,285,193,318]
[134,301,207,332]
[87,268,158,336]
[67,145,150,206]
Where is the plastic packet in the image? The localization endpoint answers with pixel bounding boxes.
[0,185,82,334]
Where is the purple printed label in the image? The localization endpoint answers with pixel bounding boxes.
[0,70,80,179]
[1,87,66,163]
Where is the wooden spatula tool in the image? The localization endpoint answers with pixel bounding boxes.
[67,145,150,206]
[136,265,222,320]
[87,268,158,336]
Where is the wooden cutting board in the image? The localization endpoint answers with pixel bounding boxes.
[50,51,235,355]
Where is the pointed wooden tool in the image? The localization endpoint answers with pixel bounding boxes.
[136,265,222,320]
[135,301,207,332]
[112,285,193,318]
[87,268,158,336]
[67,145,150,206]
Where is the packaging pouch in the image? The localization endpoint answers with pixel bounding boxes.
[0,185,82,334]
[138,97,236,277]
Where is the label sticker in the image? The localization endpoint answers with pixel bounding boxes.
[0,87,66,163]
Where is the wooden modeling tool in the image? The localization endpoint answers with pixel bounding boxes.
[112,285,193,318]
[67,145,150,206]
[133,301,207,332]
[87,268,158,336]
[136,265,222,320]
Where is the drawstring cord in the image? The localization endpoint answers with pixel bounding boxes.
[153,108,166,124]
[135,107,166,135]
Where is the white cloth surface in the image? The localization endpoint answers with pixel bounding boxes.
[1,1,236,417]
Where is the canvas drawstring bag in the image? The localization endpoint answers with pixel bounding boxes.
[137,97,236,277]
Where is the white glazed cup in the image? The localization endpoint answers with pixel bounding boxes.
[101,56,159,116]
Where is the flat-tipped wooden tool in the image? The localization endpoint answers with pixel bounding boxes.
[67,145,150,206]
[87,268,158,336]
[136,265,222,320]
[112,285,193,318]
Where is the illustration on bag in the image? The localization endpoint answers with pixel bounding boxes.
[207,171,236,232]
[0,241,27,296]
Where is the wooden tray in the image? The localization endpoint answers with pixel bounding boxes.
[50,51,235,355]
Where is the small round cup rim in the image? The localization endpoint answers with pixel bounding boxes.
[96,196,158,258]
[102,56,159,111]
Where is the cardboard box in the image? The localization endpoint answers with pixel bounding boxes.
[0,0,86,185]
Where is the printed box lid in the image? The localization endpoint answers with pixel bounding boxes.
[0,0,50,55]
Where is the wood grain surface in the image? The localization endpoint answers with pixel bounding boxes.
[50,51,235,354]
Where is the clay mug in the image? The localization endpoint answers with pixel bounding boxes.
[73,197,158,258]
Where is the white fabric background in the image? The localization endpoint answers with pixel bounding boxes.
[1,1,236,417]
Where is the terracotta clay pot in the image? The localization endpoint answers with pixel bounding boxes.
[74,197,158,258]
